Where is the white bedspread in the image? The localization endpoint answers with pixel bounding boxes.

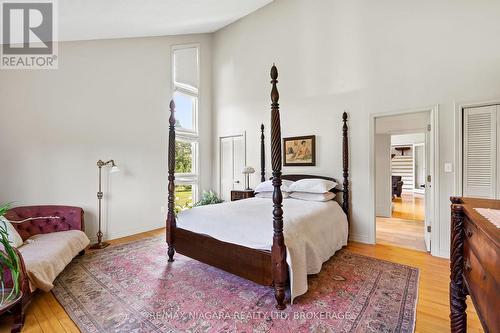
[177,197,348,302]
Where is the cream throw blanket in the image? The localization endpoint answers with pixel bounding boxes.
[18,230,90,292]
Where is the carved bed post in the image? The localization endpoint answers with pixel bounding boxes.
[167,100,176,262]
[450,199,467,333]
[270,65,287,310]
[261,124,266,182]
[342,112,350,222]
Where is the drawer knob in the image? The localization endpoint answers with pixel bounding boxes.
[466,229,473,238]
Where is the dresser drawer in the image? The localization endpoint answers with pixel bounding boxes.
[464,239,500,332]
[464,217,499,287]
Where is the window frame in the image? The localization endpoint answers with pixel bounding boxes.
[172,44,200,95]
[174,137,199,179]
[174,183,198,210]
[172,43,200,203]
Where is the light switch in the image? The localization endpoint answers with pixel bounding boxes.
[444,163,453,173]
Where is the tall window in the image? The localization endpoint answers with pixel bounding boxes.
[172,45,199,211]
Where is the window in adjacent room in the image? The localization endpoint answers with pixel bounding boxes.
[172,44,200,208]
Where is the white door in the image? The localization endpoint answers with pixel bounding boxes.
[219,135,246,201]
[463,106,497,198]
[220,137,234,202]
[424,128,431,251]
[232,136,246,191]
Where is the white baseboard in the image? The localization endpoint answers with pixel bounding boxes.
[86,222,164,244]
[349,233,373,244]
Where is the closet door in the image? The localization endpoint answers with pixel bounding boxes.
[220,137,234,202]
[463,106,497,198]
[497,105,500,198]
[232,136,245,191]
[219,134,246,201]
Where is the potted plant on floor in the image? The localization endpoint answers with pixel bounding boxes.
[194,190,224,207]
[0,203,22,307]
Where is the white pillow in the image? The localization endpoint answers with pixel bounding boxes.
[289,178,337,194]
[255,180,295,193]
[0,216,24,248]
[290,192,336,202]
[255,191,291,199]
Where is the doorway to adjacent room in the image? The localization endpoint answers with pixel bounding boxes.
[372,109,438,253]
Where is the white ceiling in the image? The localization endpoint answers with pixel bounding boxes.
[58,0,272,42]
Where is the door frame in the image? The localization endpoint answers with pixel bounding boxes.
[454,99,500,197]
[369,105,440,256]
[218,131,247,196]
[413,143,425,194]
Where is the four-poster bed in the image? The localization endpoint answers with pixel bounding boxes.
[166,65,350,310]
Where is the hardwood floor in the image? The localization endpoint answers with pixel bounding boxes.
[377,192,427,251]
[377,217,426,251]
[0,228,484,333]
[392,193,425,221]
[392,192,425,221]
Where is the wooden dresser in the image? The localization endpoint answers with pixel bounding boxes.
[450,197,500,333]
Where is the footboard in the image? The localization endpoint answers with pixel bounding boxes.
[176,228,274,286]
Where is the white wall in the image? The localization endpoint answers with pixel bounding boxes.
[375,134,391,217]
[0,34,213,241]
[212,0,500,255]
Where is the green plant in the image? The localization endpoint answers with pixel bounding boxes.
[174,202,193,214]
[194,190,224,207]
[0,203,21,305]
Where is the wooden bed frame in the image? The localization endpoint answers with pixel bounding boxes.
[166,65,350,310]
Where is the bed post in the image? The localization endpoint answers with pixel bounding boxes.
[270,64,287,310]
[167,100,176,262]
[450,200,467,332]
[342,112,350,223]
[261,124,266,182]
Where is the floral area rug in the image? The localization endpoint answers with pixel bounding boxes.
[52,237,419,333]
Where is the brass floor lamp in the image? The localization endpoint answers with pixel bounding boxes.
[90,159,119,250]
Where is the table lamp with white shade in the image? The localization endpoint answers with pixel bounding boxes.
[242,166,255,190]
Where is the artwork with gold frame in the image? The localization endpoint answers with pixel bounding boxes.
[283,135,316,166]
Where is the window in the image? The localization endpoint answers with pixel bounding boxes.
[173,91,197,133]
[175,184,193,213]
[175,139,198,176]
[172,45,200,206]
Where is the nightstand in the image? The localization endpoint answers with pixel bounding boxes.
[231,190,255,201]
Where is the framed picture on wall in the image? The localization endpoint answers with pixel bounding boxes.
[283,135,316,166]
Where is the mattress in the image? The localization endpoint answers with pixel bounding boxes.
[177,197,348,302]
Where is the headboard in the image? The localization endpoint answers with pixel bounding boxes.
[281,174,342,192]
[259,113,350,222]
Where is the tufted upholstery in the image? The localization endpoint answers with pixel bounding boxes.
[5,206,84,241]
